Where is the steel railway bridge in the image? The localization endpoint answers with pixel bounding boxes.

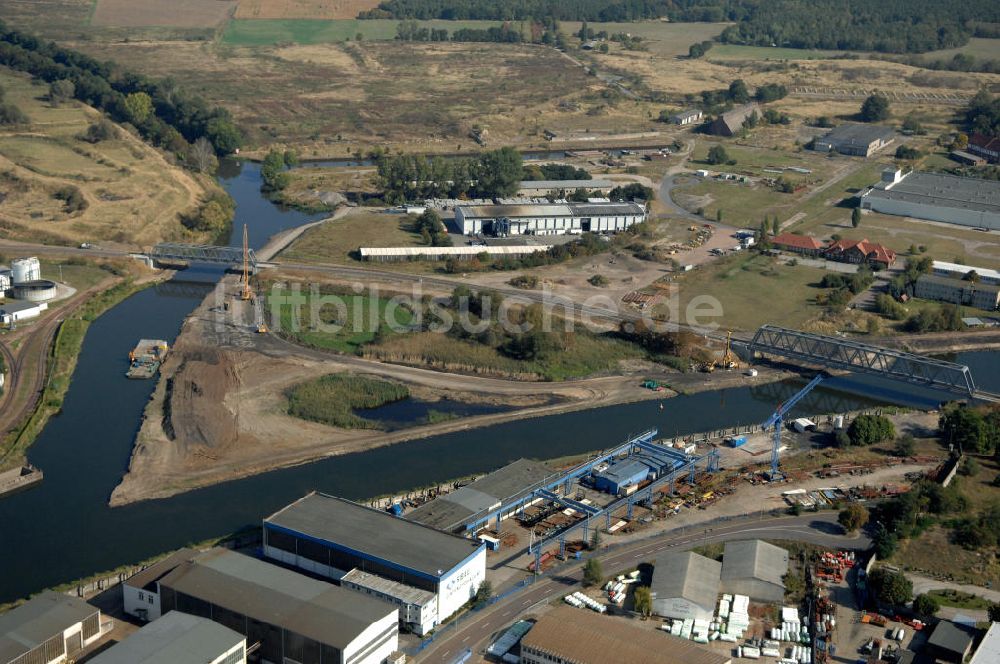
[148,243,257,272]
[747,324,998,402]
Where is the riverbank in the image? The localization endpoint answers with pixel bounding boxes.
[0,267,168,470]
[109,272,791,506]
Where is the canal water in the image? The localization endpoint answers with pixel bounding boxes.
[0,160,997,603]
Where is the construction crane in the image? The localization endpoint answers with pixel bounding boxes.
[760,373,826,479]
[241,224,253,301]
[721,330,739,369]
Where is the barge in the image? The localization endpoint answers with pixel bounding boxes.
[127,339,169,379]
[0,464,43,498]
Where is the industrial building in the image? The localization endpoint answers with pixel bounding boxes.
[926,620,975,663]
[0,301,48,326]
[0,270,10,293]
[593,444,690,496]
[264,492,487,629]
[155,548,399,664]
[10,280,57,303]
[932,260,1000,285]
[88,611,246,664]
[915,274,1000,311]
[651,551,722,621]
[708,105,758,137]
[0,591,105,664]
[969,621,1000,664]
[358,245,552,262]
[720,540,788,603]
[824,237,897,269]
[455,202,646,236]
[516,179,614,196]
[124,548,199,622]
[811,123,894,157]
[671,109,703,126]
[770,233,826,257]
[340,569,438,636]
[969,133,1000,163]
[859,170,1000,231]
[520,606,732,664]
[406,458,554,534]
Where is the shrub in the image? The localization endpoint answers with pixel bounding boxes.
[847,414,895,446]
[82,118,118,143]
[53,185,87,213]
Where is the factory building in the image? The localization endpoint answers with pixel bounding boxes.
[651,552,722,622]
[358,245,552,262]
[969,621,1000,664]
[926,620,975,663]
[969,133,1000,164]
[0,301,48,327]
[406,458,554,534]
[671,109,703,126]
[520,606,732,664]
[0,591,106,664]
[516,179,614,196]
[155,548,399,664]
[124,548,199,623]
[0,270,10,294]
[340,569,438,636]
[593,444,689,495]
[932,260,1000,286]
[88,611,246,664]
[720,540,789,603]
[811,123,894,157]
[859,170,1000,231]
[455,202,646,236]
[264,492,487,630]
[915,274,1000,311]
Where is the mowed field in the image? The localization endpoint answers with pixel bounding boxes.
[235,0,382,20]
[0,68,217,248]
[91,0,236,27]
[222,18,522,45]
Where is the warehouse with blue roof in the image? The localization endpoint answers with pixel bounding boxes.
[593,444,689,495]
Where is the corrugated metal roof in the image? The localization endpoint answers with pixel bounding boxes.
[341,569,436,607]
[818,123,894,148]
[88,611,244,664]
[933,260,1000,283]
[359,246,551,258]
[721,540,788,587]
[125,549,199,592]
[158,550,396,650]
[652,552,722,610]
[407,458,555,532]
[458,202,645,219]
[522,606,732,664]
[265,493,483,578]
[867,171,1000,215]
[518,180,614,190]
[0,591,98,662]
[929,620,975,655]
[595,459,650,486]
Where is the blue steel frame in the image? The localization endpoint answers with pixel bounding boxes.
[760,374,826,478]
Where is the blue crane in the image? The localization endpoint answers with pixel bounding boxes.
[761,374,826,478]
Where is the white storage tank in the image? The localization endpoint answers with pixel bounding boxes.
[11,280,57,302]
[0,270,10,293]
[11,257,41,284]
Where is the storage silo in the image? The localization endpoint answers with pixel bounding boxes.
[11,257,41,284]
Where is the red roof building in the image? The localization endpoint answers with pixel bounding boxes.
[771,233,825,255]
[824,238,896,269]
[969,133,1000,164]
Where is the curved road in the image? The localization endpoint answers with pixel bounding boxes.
[421,511,865,663]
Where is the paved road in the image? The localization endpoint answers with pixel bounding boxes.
[657,174,704,222]
[907,571,1000,621]
[421,512,865,663]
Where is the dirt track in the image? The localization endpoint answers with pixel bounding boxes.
[110,275,787,506]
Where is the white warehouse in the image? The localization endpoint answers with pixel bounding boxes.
[456,202,646,236]
[859,170,1000,231]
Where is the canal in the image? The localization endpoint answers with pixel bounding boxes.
[0,160,997,604]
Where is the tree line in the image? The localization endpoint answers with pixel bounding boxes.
[375,147,524,203]
[0,20,242,160]
[396,20,525,42]
[362,0,999,54]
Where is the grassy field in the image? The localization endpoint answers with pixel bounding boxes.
[236,0,382,20]
[918,38,1000,62]
[365,329,643,381]
[281,210,426,263]
[564,21,727,58]
[661,252,833,331]
[91,0,235,27]
[223,19,527,45]
[286,373,409,429]
[272,287,414,353]
[68,40,594,153]
[924,588,994,610]
[0,68,219,248]
[706,45,847,61]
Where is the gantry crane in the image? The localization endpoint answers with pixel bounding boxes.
[760,373,826,479]
[241,224,253,301]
